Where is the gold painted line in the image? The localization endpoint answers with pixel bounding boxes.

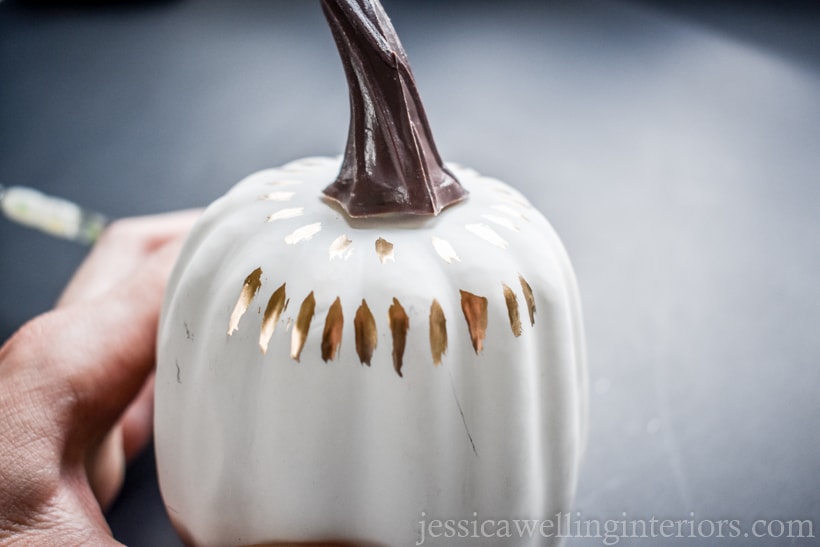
[329,234,354,260]
[497,193,534,210]
[259,191,296,202]
[429,299,448,365]
[266,207,304,222]
[388,298,410,377]
[431,236,460,264]
[227,267,263,335]
[321,297,344,362]
[460,290,489,354]
[502,284,523,337]
[488,184,533,209]
[481,213,519,232]
[375,237,395,264]
[465,223,508,249]
[259,283,287,354]
[284,222,322,245]
[290,292,316,362]
[354,299,377,366]
[519,274,536,326]
[490,204,530,222]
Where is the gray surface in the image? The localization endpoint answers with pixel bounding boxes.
[1,0,819,545]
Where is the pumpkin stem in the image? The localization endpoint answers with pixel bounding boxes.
[321,0,468,218]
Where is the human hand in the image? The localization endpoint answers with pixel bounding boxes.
[0,210,199,545]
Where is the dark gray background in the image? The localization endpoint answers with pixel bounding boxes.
[1,0,818,545]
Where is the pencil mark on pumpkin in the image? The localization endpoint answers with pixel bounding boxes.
[449,369,478,457]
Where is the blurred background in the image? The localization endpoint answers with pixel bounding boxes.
[1,0,819,545]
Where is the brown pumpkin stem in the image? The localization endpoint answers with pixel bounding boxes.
[321,0,468,217]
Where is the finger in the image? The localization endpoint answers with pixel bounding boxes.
[87,425,125,511]
[58,209,201,308]
[68,239,183,428]
[9,238,184,450]
[85,374,154,510]
[121,373,155,462]
[0,219,192,516]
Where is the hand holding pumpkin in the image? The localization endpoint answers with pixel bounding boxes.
[0,210,198,543]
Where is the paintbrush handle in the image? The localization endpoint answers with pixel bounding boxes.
[0,185,108,245]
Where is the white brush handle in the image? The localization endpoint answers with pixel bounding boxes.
[0,185,107,244]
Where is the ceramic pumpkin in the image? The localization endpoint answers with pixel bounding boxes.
[155,1,586,545]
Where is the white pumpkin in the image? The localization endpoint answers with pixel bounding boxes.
[155,156,586,545]
[155,1,586,546]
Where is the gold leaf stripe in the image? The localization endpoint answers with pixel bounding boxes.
[284,222,322,245]
[460,290,488,354]
[502,283,522,337]
[491,204,529,222]
[266,207,304,222]
[388,298,409,377]
[329,234,353,260]
[290,291,316,362]
[519,274,536,326]
[431,236,460,264]
[375,237,395,263]
[321,297,344,362]
[227,267,263,335]
[429,299,448,365]
[354,299,377,366]
[465,223,508,249]
[259,283,287,354]
[481,213,519,232]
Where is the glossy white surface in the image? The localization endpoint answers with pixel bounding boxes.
[155,157,586,546]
